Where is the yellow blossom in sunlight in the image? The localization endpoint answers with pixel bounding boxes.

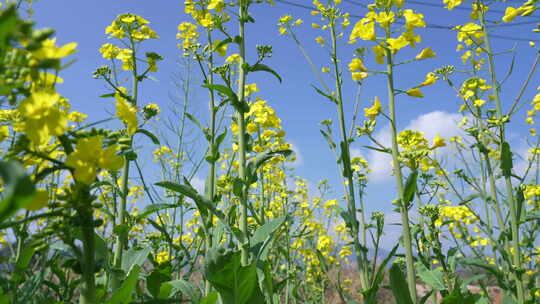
[244,83,259,97]
[0,125,9,142]
[350,17,375,42]
[348,58,367,72]
[246,122,258,134]
[386,35,409,53]
[321,67,330,73]
[403,9,426,30]
[443,0,462,10]
[455,23,484,46]
[324,199,338,210]
[364,96,382,120]
[315,36,324,45]
[177,22,199,51]
[352,72,368,81]
[406,88,424,98]
[419,72,438,87]
[226,53,241,64]
[18,89,68,146]
[473,99,486,107]
[501,5,535,23]
[99,43,120,59]
[431,135,446,149]
[375,11,395,29]
[155,251,173,264]
[32,38,77,60]
[372,45,385,64]
[65,136,124,184]
[115,88,138,135]
[207,0,225,12]
[116,48,134,70]
[415,47,436,60]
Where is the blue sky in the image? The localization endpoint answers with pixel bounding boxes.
[29,0,538,241]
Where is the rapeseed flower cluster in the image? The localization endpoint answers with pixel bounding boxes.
[65,136,124,184]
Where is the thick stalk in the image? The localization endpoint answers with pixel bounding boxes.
[112,37,139,289]
[236,1,249,265]
[204,30,217,296]
[385,48,417,303]
[79,206,96,304]
[479,8,524,303]
[329,20,368,291]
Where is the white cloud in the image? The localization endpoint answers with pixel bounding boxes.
[368,111,464,182]
[289,142,304,166]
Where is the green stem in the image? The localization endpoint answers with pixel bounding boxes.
[329,18,368,293]
[79,203,96,304]
[385,47,417,303]
[236,0,249,265]
[479,7,525,303]
[204,30,217,296]
[112,36,139,289]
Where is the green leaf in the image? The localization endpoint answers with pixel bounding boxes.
[416,262,445,290]
[155,180,226,221]
[363,145,391,154]
[458,258,508,290]
[522,211,540,224]
[106,265,140,304]
[250,216,287,260]
[500,141,513,177]
[0,5,18,54]
[186,113,208,138]
[515,186,524,222]
[403,170,418,206]
[159,279,201,302]
[204,250,259,304]
[362,244,398,304]
[0,161,36,223]
[247,63,282,83]
[247,150,292,184]
[200,292,219,304]
[320,130,336,150]
[121,247,152,275]
[147,269,169,298]
[136,203,178,220]
[340,141,352,178]
[99,93,116,98]
[135,129,160,145]
[12,242,36,282]
[214,37,233,50]
[0,286,9,304]
[311,85,337,104]
[202,84,239,105]
[389,264,414,304]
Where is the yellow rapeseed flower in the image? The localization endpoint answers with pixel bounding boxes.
[406,88,424,98]
[443,0,462,10]
[364,96,382,120]
[415,47,436,60]
[18,89,68,146]
[115,88,138,135]
[32,38,77,60]
[348,58,367,72]
[431,135,446,149]
[65,136,124,184]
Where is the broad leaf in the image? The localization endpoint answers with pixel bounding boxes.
[106,265,140,304]
[389,264,414,304]
[247,63,282,83]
